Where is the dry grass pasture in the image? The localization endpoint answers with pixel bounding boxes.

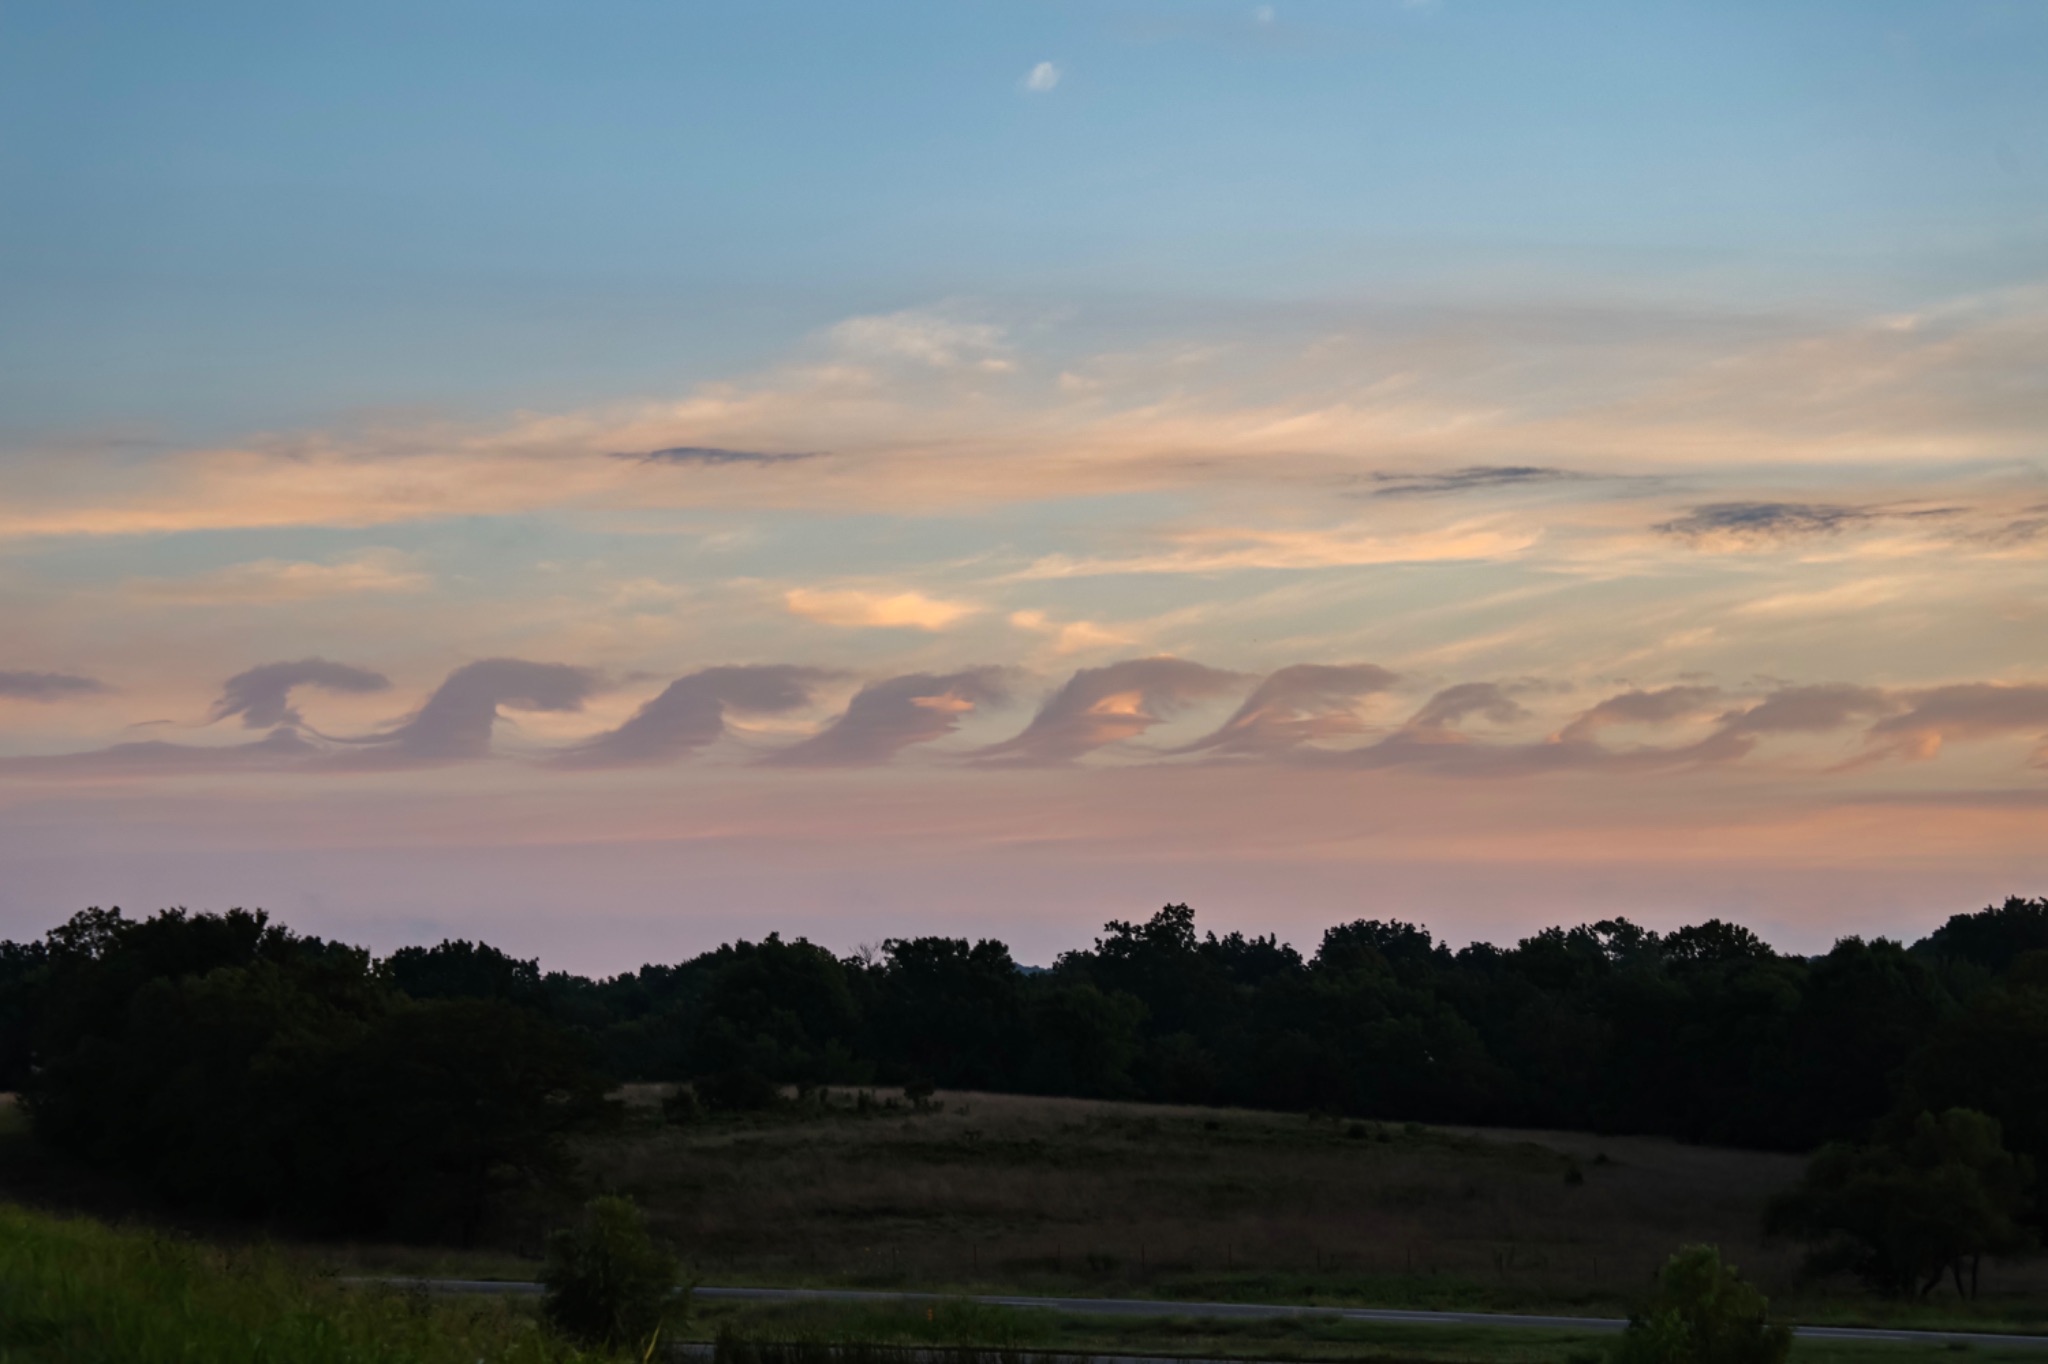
[568,1087,2048,1324]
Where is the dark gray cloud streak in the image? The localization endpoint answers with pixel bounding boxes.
[623,446,821,466]
[557,665,832,769]
[768,669,1008,767]
[1369,466,1586,497]
[0,671,107,700]
[1177,663,1398,756]
[976,657,1244,765]
[1657,501,1871,540]
[209,658,391,729]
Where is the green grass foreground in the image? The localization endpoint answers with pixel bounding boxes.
[0,1203,602,1364]
[693,1297,2048,1364]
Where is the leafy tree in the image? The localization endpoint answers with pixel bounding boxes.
[1902,980,2048,1212]
[1918,897,2048,977]
[0,936,49,1090]
[386,938,550,1012]
[1767,1109,2035,1298]
[18,907,606,1239]
[1610,1244,1790,1364]
[1086,904,1232,1039]
[1775,937,1950,1150]
[869,937,1025,1088]
[692,934,860,1082]
[542,1195,681,1352]
[1024,982,1144,1096]
[309,996,609,1240]
[1663,920,1776,966]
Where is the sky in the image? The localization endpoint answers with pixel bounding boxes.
[3,0,2047,972]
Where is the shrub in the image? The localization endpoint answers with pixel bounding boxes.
[541,1195,681,1351]
[661,1086,701,1125]
[1610,1244,1790,1364]
[695,1068,782,1112]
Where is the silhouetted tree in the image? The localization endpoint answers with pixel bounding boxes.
[1768,1109,2035,1298]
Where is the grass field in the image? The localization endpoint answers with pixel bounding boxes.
[0,1200,600,1364]
[689,1295,2048,1364]
[561,1087,2048,1333]
[9,1086,2048,1358]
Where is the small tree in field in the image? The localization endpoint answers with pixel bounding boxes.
[1767,1108,2034,1298]
[542,1195,680,1351]
[1610,1245,1790,1364]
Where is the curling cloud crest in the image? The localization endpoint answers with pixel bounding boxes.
[210,658,392,729]
[770,669,1009,767]
[1178,664,1399,756]
[6,655,2048,784]
[342,659,600,765]
[976,657,1243,765]
[559,665,831,769]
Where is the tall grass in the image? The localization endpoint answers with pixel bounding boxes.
[0,1203,604,1364]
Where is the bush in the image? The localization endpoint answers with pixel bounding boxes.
[695,1068,782,1112]
[661,1086,702,1125]
[541,1195,681,1351]
[1610,1244,1790,1364]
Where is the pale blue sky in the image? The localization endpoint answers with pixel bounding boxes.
[4,2,2048,963]
[6,1,2044,439]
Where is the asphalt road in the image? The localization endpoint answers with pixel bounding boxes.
[367,1279,2048,1349]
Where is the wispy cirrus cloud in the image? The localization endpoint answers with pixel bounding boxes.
[828,311,1014,372]
[1008,610,1136,655]
[785,586,979,631]
[4,291,2046,547]
[126,549,428,603]
[1016,520,1541,578]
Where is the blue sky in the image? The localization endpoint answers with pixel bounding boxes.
[8,1,2043,436]
[2,2,2047,967]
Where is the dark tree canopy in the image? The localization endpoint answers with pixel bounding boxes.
[6,892,2048,1241]
[14,907,605,1239]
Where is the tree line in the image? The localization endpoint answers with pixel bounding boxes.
[1,897,2044,1254]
